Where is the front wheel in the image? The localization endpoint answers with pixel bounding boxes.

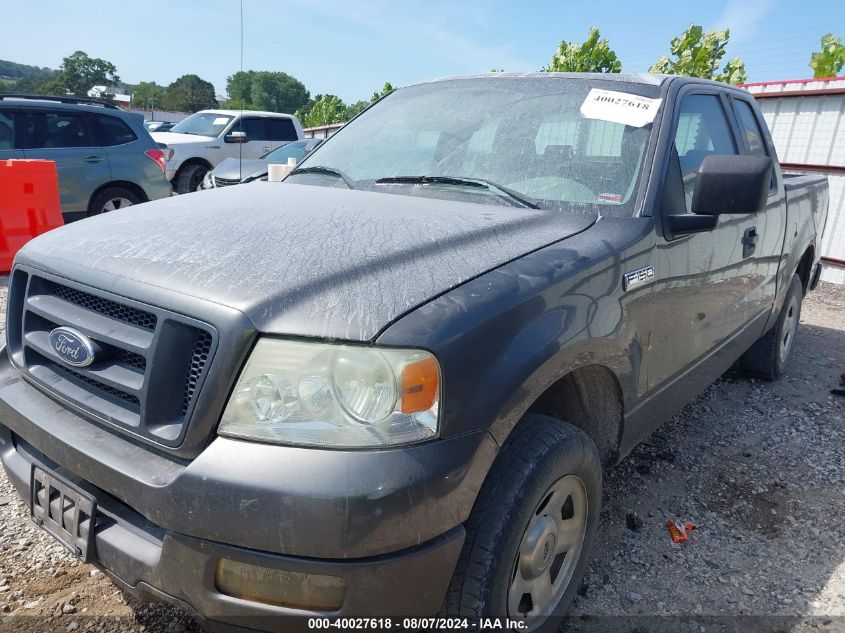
[175,163,209,194]
[445,414,602,632]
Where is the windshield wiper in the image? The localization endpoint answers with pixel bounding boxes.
[290,165,357,189]
[375,175,540,209]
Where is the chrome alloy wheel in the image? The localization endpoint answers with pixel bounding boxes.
[101,197,134,212]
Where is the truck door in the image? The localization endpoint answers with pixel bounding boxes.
[644,90,770,392]
[729,95,785,320]
[225,117,276,161]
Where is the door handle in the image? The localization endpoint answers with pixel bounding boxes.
[84,155,104,164]
[741,226,758,258]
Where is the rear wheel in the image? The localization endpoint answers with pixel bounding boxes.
[739,273,804,380]
[175,163,209,194]
[445,414,602,632]
[88,187,140,216]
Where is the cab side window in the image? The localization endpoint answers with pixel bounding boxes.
[0,111,14,150]
[733,99,776,192]
[267,118,297,142]
[733,100,766,156]
[238,118,266,140]
[674,94,738,211]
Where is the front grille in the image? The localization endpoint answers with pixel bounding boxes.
[182,331,213,415]
[213,176,240,187]
[43,280,157,331]
[7,267,217,447]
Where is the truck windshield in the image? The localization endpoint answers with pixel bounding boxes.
[288,77,658,213]
[170,113,234,137]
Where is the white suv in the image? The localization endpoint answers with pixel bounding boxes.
[152,110,304,193]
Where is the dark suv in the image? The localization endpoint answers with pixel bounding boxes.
[0,95,172,219]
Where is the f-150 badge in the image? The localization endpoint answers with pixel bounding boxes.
[623,266,655,291]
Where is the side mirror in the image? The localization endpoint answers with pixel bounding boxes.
[225,131,248,144]
[691,154,772,216]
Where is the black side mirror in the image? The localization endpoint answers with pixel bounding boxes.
[225,131,248,144]
[691,154,772,216]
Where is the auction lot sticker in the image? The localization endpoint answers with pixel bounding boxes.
[580,89,662,128]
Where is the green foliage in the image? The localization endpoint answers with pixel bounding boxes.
[226,70,309,114]
[650,24,748,84]
[131,81,165,110]
[296,82,396,127]
[161,74,217,112]
[0,59,55,81]
[543,28,622,73]
[345,100,370,119]
[301,94,347,127]
[370,82,396,102]
[809,33,845,78]
[56,51,121,97]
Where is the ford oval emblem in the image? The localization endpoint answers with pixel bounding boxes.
[48,327,96,368]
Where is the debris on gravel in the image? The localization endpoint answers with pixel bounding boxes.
[0,278,843,632]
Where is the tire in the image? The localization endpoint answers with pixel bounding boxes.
[175,163,209,194]
[88,187,140,216]
[739,273,804,380]
[445,414,602,632]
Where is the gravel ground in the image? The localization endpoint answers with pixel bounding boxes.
[0,279,843,633]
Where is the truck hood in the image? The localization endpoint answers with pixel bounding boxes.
[151,131,217,147]
[16,184,597,341]
[211,157,268,182]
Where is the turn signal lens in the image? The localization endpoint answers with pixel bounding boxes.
[401,356,439,413]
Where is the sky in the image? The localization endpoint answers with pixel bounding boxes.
[1,0,843,103]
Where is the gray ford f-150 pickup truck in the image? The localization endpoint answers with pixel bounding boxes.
[0,73,829,632]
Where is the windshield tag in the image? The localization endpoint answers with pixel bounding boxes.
[213,117,229,125]
[580,89,661,128]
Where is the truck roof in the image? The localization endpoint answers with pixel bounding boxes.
[415,72,747,94]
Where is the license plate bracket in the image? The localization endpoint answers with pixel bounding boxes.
[30,466,96,563]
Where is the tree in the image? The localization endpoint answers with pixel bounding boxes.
[131,81,166,110]
[56,51,120,97]
[370,81,396,102]
[544,28,622,73]
[302,95,347,127]
[345,100,370,119]
[162,74,217,112]
[809,33,845,78]
[650,24,747,84]
[225,70,309,114]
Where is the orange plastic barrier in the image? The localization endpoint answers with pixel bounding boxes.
[0,160,63,272]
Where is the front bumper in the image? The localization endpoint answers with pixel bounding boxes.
[1,425,464,632]
[0,351,497,627]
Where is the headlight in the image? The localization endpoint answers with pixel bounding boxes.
[202,172,214,189]
[218,339,440,448]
